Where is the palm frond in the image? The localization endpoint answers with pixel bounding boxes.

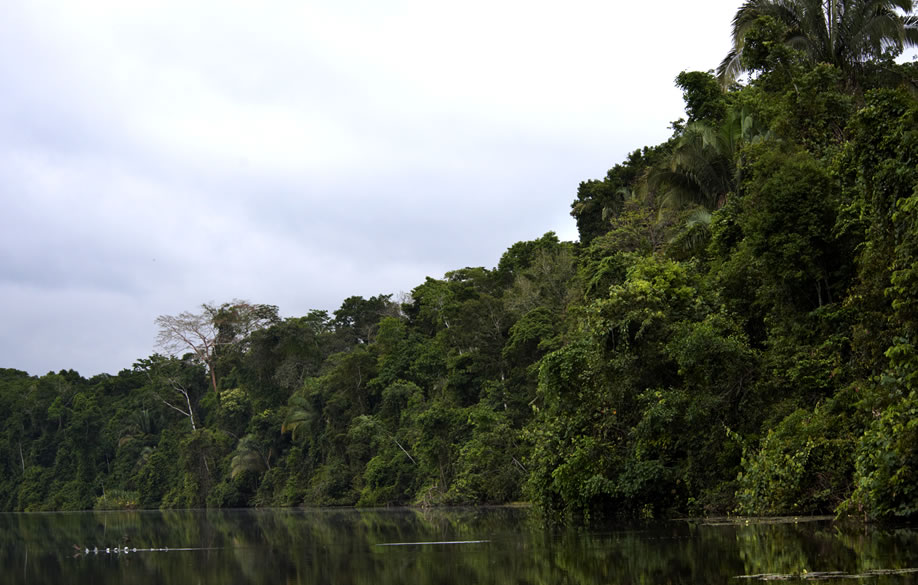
[720,0,918,84]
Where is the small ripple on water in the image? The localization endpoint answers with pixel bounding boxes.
[736,568,918,580]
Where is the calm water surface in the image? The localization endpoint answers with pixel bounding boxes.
[1,507,917,584]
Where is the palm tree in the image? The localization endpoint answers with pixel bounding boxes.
[230,435,271,479]
[281,393,315,441]
[650,125,735,211]
[667,209,715,258]
[649,107,768,211]
[718,0,918,84]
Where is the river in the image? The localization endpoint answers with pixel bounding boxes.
[1,507,916,584]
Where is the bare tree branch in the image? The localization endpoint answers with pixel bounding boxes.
[155,300,279,394]
[137,355,199,431]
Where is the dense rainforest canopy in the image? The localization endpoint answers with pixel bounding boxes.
[2,0,918,522]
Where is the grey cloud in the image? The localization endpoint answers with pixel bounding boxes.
[0,0,744,376]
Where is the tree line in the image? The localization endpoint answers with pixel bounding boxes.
[1,0,917,521]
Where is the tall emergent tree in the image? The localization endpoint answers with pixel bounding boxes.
[718,0,918,84]
[156,300,278,394]
[156,308,221,394]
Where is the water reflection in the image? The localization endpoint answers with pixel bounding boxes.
[0,508,916,584]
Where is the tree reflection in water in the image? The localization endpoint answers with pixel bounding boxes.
[0,509,916,584]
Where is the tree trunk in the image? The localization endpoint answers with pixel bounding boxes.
[209,364,218,395]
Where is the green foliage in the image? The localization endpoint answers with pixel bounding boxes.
[502,307,557,365]
[736,400,856,515]
[570,146,669,244]
[737,142,839,317]
[2,15,917,524]
[449,405,526,504]
[719,0,918,89]
[526,256,726,521]
[676,70,727,123]
[358,450,418,506]
[496,232,563,285]
[735,15,805,86]
[333,294,398,345]
[94,489,141,510]
[161,429,234,508]
[849,388,918,518]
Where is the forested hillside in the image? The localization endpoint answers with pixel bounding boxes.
[2,0,917,522]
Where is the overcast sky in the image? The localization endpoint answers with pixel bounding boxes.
[1,0,749,377]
